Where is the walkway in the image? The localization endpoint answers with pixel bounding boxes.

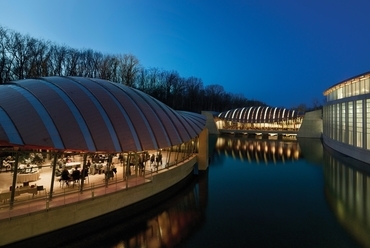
[0,164,155,221]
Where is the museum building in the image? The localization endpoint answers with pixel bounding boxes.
[216,106,303,131]
[0,76,207,246]
[323,71,370,164]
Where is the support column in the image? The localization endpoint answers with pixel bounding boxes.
[49,152,58,200]
[9,150,19,209]
[198,128,209,171]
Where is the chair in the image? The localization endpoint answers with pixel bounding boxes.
[71,170,81,187]
[60,175,71,188]
[60,178,70,188]
[36,185,46,195]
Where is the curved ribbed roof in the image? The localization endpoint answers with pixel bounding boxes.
[0,76,206,152]
[218,106,297,123]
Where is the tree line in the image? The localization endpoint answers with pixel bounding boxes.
[0,25,270,113]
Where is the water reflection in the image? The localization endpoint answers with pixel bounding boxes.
[214,135,302,163]
[323,146,370,247]
[111,173,208,248]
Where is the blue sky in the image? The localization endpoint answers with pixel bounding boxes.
[1,0,370,108]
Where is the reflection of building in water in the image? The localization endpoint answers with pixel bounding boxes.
[113,173,208,248]
[323,148,370,247]
[214,135,301,163]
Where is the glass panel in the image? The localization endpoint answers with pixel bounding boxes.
[348,102,353,145]
[336,103,340,141]
[337,87,343,100]
[365,78,370,94]
[354,81,360,96]
[346,84,352,97]
[342,102,346,143]
[356,100,363,148]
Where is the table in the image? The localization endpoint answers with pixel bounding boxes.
[65,162,81,169]
[17,171,40,183]
[18,164,38,173]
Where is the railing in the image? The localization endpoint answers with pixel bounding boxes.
[0,153,195,220]
[0,171,156,220]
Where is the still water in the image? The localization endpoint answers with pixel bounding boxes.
[10,135,370,247]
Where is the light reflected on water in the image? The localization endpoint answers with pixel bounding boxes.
[108,175,208,248]
[109,137,368,248]
[323,147,370,248]
[214,135,302,163]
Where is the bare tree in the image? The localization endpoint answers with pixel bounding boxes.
[9,31,30,80]
[118,54,140,87]
[65,48,80,76]
[311,97,321,110]
[183,77,204,112]
[26,38,51,77]
[0,26,12,83]
[204,84,226,111]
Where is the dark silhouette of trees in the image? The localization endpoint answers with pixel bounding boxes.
[0,25,269,113]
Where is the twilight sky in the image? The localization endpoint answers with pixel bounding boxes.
[1,0,370,108]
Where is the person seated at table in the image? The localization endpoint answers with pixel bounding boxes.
[72,167,81,181]
[61,167,71,186]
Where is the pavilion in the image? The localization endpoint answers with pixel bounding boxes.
[0,76,207,245]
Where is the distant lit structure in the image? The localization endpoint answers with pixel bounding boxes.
[216,106,303,131]
[323,71,370,163]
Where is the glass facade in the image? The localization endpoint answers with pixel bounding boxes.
[324,73,370,102]
[0,138,198,209]
[217,106,303,131]
[323,72,370,158]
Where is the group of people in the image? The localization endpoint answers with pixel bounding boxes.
[86,160,117,176]
[61,160,118,186]
[150,152,162,171]
[60,166,88,186]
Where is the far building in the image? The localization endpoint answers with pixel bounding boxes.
[216,106,303,131]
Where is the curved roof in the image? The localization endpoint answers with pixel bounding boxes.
[0,76,206,152]
[218,106,298,123]
[323,70,370,96]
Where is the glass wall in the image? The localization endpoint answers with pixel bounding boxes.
[323,72,370,161]
[325,74,370,102]
[0,137,199,208]
[348,102,353,145]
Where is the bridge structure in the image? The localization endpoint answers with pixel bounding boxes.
[218,128,298,139]
[215,106,303,138]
